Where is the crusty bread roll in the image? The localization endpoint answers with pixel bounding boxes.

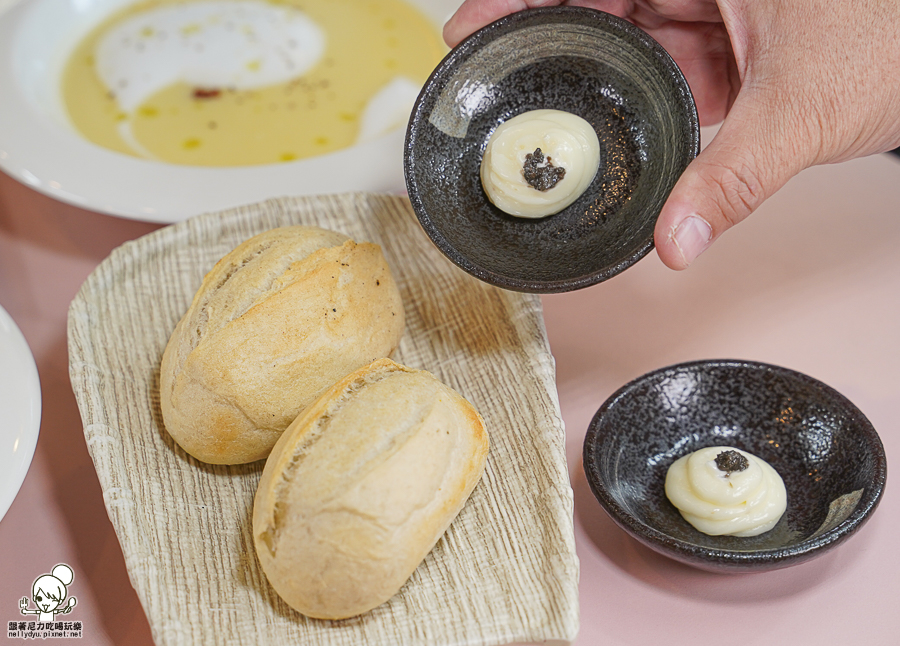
[252,358,489,620]
[159,226,404,465]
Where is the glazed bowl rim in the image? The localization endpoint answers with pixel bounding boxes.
[404,5,701,293]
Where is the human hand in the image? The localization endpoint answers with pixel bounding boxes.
[444,0,900,269]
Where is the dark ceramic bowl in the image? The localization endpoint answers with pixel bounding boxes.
[404,7,699,293]
[582,360,887,573]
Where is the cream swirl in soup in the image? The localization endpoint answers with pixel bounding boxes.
[94,1,326,113]
[62,0,445,166]
[665,446,787,537]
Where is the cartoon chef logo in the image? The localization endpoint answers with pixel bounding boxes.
[20,564,78,623]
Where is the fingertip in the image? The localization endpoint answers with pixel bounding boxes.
[443,0,566,47]
[441,0,497,47]
[442,16,463,48]
[654,202,713,270]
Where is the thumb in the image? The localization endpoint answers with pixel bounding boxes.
[653,95,810,270]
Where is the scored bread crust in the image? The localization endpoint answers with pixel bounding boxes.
[252,358,489,620]
[159,226,405,464]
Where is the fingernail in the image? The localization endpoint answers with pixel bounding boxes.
[671,215,712,266]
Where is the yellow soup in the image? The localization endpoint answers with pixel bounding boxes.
[62,0,444,166]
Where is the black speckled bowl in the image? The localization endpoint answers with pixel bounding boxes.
[404,7,699,293]
[583,360,887,573]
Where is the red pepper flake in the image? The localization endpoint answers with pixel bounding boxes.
[192,87,221,99]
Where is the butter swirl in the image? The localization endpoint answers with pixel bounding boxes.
[665,446,787,537]
[480,109,600,218]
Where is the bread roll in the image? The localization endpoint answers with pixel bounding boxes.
[253,358,489,620]
[159,226,404,464]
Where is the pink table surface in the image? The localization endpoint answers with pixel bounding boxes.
[1,144,898,645]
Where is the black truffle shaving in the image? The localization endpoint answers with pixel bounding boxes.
[715,450,750,474]
[522,148,566,191]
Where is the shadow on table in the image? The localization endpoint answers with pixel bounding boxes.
[34,334,157,645]
[570,466,880,604]
[0,175,162,645]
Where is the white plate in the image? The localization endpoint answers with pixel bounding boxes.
[0,0,457,223]
[0,304,41,523]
